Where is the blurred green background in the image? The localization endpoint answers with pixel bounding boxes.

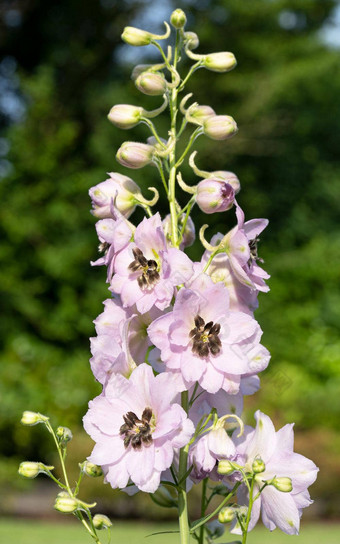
[0,0,339,524]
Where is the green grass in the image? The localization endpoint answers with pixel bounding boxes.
[0,519,339,544]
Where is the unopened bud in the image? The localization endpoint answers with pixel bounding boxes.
[217,459,237,475]
[54,492,79,514]
[121,27,153,47]
[272,477,293,493]
[80,461,103,478]
[116,142,155,169]
[196,179,235,214]
[203,115,238,140]
[184,31,199,50]
[135,71,167,96]
[21,411,48,426]
[252,458,266,474]
[93,514,112,530]
[56,426,73,444]
[89,173,140,218]
[19,461,54,479]
[203,52,237,73]
[188,104,215,125]
[218,506,236,523]
[170,9,187,29]
[108,104,144,129]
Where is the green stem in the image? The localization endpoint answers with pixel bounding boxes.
[190,481,241,533]
[178,391,190,544]
[168,31,180,248]
[178,61,202,92]
[242,476,255,544]
[175,127,203,168]
[198,478,208,544]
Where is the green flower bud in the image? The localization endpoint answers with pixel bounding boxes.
[18,461,54,479]
[170,9,187,29]
[187,104,216,125]
[252,458,266,474]
[218,506,236,523]
[272,477,293,493]
[108,105,144,129]
[217,459,237,475]
[135,71,167,96]
[93,514,112,530]
[80,461,103,478]
[184,31,199,50]
[121,27,153,47]
[203,52,237,73]
[203,115,238,140]
[54,492,79,514]
[21,411,48,426]
[56,426,73,444]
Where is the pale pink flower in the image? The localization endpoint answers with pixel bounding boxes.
[148,279,269,394]
[110,213,193,313]
[83,364,194,493]
[231,411,318,535]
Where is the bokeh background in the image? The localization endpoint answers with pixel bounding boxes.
[1,0,340,524]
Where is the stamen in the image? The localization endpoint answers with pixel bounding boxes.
[189,314,222,358]
[119,407,154,450]
[128,247,160,288]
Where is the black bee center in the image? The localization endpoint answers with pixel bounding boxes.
[189,314,222,358]
[119,407,153,450]
[248,236,264,265]
[128,247,160,289]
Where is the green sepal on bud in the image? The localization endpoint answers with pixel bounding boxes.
[217,459,238,475]
[203,52,237,73]
[272,477,293,493]
[203,115,238,140]
[54,492,79,514]
[170,9,187,29]
[18,461,54,479]
[93,514,112,530]
[121,22,170,47]
[218,506,236,524]
[80,461,103,478]
[252,457,266,474]
[20,411,48,426]
[56,426,73,445]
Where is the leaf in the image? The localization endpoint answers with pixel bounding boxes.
[145,530,180,537]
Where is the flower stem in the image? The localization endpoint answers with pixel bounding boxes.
[198,478,208,544]
[242,476,255,544]
[178,390,190,544]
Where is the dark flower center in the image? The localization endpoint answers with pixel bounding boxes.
[119,407,153,450]
[128,247,160,289]
[189,314,222,358]
[248,236,264,266]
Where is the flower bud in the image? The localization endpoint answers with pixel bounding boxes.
[272,477,293,493]
[18,461,54,479]
[218,506,236,524]
[93,514,112,530]
[135,71,167,96]
[203,52,237,73]
[56,426,73,444]
[184,31,199,50]
[80,461,103,478]
[252,458,266,474]
[116,142,155,169]
[217,459,237,475]
[121,27,153,47]
[197,179,235,214]
[21,411,48,426]
[210,171,240,194]
[108,105,144,129]
[187,104,215,125]
[89,173,140,218]
[203,115,238,140]
[170,9,187,29]
[54,492,79,514]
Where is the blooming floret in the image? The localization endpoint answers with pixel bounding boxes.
[83,364,194,493]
